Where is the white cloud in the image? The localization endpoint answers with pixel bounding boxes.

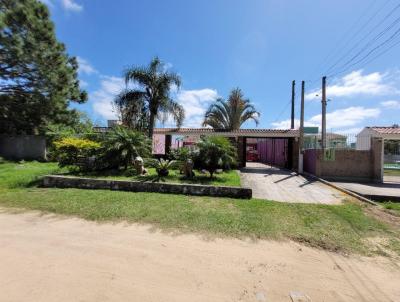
[77,57,97,75]
[306,70,398,101]
[381,100,400,109]
[91,76,125,120]
[309,106,380,128]
[271,119,317,129]
[79,79,88,88]
[272,106,380,131]
[175,89,219,127]
[61,0,83,12]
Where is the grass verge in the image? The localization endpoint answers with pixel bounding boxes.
[380,202,400,216]
[0,161,399,256]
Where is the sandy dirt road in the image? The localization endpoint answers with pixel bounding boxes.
[0,210,399,302]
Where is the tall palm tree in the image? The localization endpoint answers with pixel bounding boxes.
[116,57,185,138]
[203,88,260,130]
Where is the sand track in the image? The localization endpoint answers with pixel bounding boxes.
[0,210,399,302]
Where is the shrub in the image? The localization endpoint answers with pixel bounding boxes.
[196,136,236,178]
[145,158,179,177]
[99,126,151,170]
[168,147,199,171]
[53,137,100,169]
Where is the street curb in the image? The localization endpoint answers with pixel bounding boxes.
[301,172,379,206]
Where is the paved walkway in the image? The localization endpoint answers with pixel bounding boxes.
[240,162,345,204]
[333,176,400,202]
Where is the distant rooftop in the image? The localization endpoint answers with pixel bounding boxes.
[368,126,400,135]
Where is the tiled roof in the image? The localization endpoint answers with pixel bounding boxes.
[368,127,400,134]
[153,128,299,134]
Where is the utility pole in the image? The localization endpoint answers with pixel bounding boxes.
[291,80,295,129]
[298,81,305,173]
[321,76,327,149]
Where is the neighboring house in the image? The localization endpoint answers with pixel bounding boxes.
[356,126,400,151]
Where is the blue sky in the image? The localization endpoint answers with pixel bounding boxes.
[42,0,400,133]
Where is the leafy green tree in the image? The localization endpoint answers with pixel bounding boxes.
[0,0,87,134]
[203,88,259,130]
[118,57,184,138]
[196,136,236,178]
[100,126,151,170]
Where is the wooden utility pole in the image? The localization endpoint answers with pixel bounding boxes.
[299,81,305,173]
[291,80,295,129]
[321,76,327,149]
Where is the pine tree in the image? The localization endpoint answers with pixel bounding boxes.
[0,0,87,134]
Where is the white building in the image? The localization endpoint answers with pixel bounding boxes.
[356,126,400,150]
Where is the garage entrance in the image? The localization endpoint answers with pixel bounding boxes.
[245,138,290,168]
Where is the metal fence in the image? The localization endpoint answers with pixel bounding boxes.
[303,133,372,150]
[302,132,400,170]
[384,139,400,170]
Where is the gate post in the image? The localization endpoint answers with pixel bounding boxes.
[237,137,246,168]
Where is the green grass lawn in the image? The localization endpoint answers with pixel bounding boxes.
[60,167,241,187]
[384,169,400,176]
[0,161,399,256]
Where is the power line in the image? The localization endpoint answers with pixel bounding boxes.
[324,2,400,76]
[329,25,400,78]
[307,0,380,80]
[328,15,400,76]
[272,99,292,125]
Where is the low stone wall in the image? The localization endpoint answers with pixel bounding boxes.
[42,175,252,199]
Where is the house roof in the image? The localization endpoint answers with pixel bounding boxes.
[368,126,400,134]
[153,128,300,137]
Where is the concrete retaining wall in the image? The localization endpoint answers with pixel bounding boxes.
[317,149,373,182]
[42,175,252,199]
[0,135,46,160]
[303,138,384,183]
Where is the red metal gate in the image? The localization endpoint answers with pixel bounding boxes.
[257,138,289,168]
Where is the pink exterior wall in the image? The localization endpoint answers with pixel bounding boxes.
[152,134,165,154]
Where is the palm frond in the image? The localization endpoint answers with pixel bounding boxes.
[203,88,260,130]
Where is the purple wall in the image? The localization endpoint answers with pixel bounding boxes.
[303,149,317,174]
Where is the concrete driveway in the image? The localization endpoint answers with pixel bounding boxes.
[240,162,345,204]
[333,175,400,202]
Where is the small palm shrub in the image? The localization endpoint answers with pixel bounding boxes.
[53,137,100,169]
[146,158,178,177]
[196,136,236,178]
[168,147,198,173]
[99,126,151,170]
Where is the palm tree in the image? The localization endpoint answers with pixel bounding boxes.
[119,57,185,138]
[202,88,260,130]
[102,126,152,170]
